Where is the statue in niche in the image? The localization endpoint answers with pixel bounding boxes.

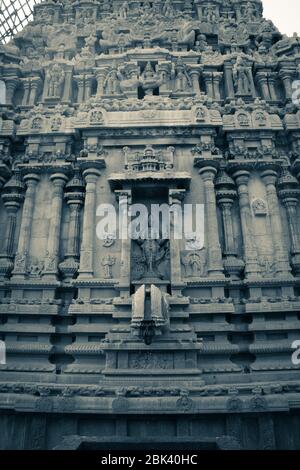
[256,21,277,50]
[172,58,192,92]
[139,1,154,21]
[196,34,209,52]
[178,17,196,48]
[204,5,217,23]
[102,233,115,248]
[252,198,268,216]
[259,258,276,278]
[104,65,123,95]
[27,259,44,277]
[32,117,43,129]
[233,56,253,95]
[237,112,250,126]
[162,0,175,18]
[47,63,64,98]
[140,62,162,96]
[119,1,129,19]
[134,217,168,280]
[244,2,257,22]
[181,250,206,277]
[90,109,104,124]
[83,34,97,55]
[101,255,116,279]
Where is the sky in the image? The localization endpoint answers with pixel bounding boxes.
[263,0,300,36]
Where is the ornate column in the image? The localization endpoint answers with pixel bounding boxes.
[0,171,25,278]
[190,69,201,96]
[84,75,93,101]
[43,172,68,279]
[95,69,107,97]
[231,169,261,278]
[4,77,18,106]
[212,72,222,100]
[215,169,244,279]
[223,61,235,100]
[197,163,224,277]
[78,165,102,278]
[59,170,85,280]
[74,75,85,103]
[62,68,73,103]
[12,173,40,279]
[29,77,41,106]
[202,72,214,98]
[21,78,31,106]
[115,190,132,296]
[261,167,292,277]
[279,69,294,100]
[256,72,271,100]
[169,189,186,294]
[268,72,278,101]
[278,167,300,275]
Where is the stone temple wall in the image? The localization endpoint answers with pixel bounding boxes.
[0,0,300,450]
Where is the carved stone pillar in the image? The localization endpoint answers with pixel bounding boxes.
[198,164,224,277]
[62,68,73,103]
[268,72,278,101]
[84,75,93,101]
[95,69,107,97]
[74,75,85,103]
[78,166,101,278]
[279,69,294,100]
[202,71,214,98]
[223,61,235,100]
[215,170,244,279]
[21,79,31,106]
[231,169,261,278]
[43,172,68,279]
[190,69,201,96]
[4,77,18,106]
[29,77,41,106]
[12,173,40,279]
[0,172,25,278]
[212,72,222,100]
[261,168,292,277]
[256,72,271,100]
[278,168,300,276]
[115,190,132,296]
[169,189,186,294]
[59,170,85,280]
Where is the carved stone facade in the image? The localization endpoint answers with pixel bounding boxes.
[0,0,300,450]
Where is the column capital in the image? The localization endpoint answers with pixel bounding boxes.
[260,168,278,186]
[23,172,40,185]
[50,172,69,185]
[231,169,250,185]
[169,189,186,205]
[198,166,218,182]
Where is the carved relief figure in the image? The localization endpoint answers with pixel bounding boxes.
[233,56,253,95]
[119,1,130,19]
[244,2,257,22]
[101,255,116,279]
[104,65,123,95]
[181,250,206,277]
[172,58,192,92]
[47,64,64,98]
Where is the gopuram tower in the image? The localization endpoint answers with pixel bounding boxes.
[0,0,300,450]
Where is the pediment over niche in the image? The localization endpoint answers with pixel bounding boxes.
[223,109,282,131]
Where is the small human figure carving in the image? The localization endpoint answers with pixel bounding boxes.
[47,63,64,98]
[172,58,192,92]
[233,56,253,95]
[101,255,116,279]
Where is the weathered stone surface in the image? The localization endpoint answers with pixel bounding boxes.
[0,0,300,450]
